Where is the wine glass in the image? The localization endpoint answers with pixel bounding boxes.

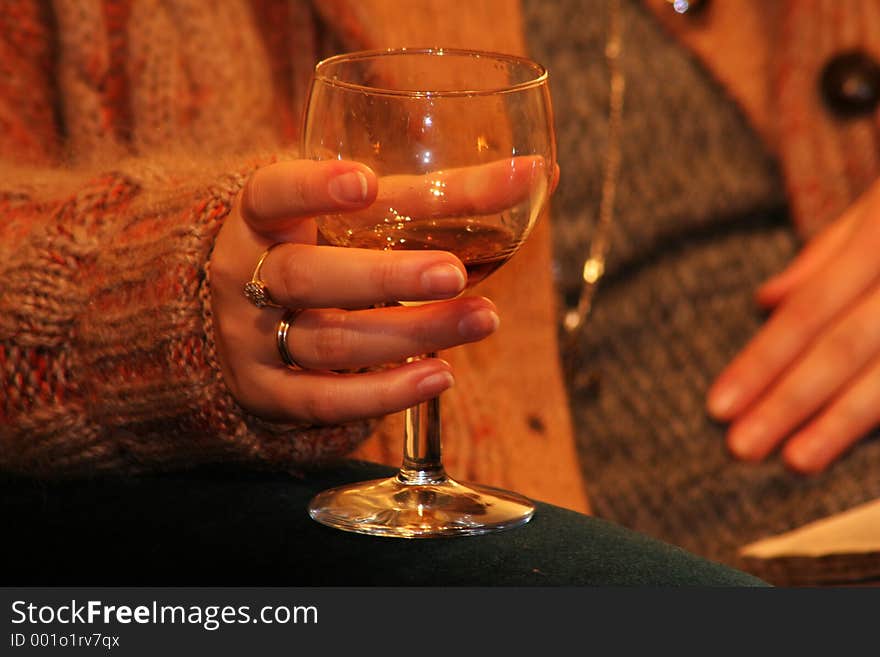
[303,48,556,537]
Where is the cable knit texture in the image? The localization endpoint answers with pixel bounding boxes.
[525,0,880,570]
[0,0,372,476]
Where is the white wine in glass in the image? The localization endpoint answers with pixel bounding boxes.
[303,48,556,537]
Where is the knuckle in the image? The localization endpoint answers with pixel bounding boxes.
[208,244,237,288]
[277,247,315,305]
[310,313,354,366]
[833,392,872,427]
[301,386,341,425]
[220,359,276,419]
[821,327,864,364]
[775,383,813,416]
[371,377,401,414]
[240,174,267,225]
[736,342,776,379]
[855,209,880,246]
[408,316,435,353]
[776,299,816,340]
[370,255,405,298]
[282,171,309,210]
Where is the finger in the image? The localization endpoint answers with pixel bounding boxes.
[707,215,880,420]
[276,297,498,370]
[241,160,378,235]
[756,202,862,308]
[340,156,547,227]
[382,155,546,217]
[259,242,467,308]
[726,283,880,461]
[782,356,880,474]
[244,358,455,425]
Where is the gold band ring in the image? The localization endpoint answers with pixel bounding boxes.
[243,243,285,308]
[276,309,306,369]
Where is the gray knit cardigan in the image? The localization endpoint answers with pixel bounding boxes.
[525,0,880,570]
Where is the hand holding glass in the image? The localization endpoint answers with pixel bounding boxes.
[303,48,557,537]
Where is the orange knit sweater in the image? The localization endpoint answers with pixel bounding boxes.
[0,0,536,478]
[0,2,368,476]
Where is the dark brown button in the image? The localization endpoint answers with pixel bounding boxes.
[819,50,880,118]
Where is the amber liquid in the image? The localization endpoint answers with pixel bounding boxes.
[320,217,521,288]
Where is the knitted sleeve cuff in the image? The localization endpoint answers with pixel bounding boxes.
[197,186,375,469]
[0,161,372,476]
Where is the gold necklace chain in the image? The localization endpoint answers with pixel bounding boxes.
[562,0,625,365]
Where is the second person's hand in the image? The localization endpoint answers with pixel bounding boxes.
[708,179,880,473]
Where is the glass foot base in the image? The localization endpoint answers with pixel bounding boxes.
[308,473,535,538]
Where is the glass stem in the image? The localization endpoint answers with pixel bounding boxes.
[398,353,447,485]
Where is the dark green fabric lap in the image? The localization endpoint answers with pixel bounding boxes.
[0,461,765,586]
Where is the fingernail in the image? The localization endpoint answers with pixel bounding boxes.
[420,263,466,296]
[707,381,741,419]
[417,370,455,397]
[727,420,767,460]
[458,308,500,340]
[328,171,369,204]
[755,280,781,306]
[783,448,816,474]
[783,439,825,475]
